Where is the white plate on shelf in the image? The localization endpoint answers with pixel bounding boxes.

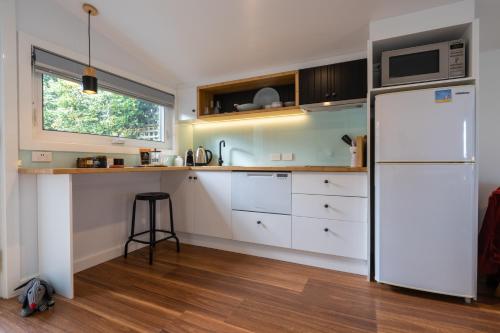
[253,87,280,107]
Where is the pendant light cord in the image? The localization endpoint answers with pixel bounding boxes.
[88,10,91,67]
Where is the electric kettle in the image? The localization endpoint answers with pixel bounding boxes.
[194,146,213,166]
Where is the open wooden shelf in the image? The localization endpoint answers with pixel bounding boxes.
[195,106,303,121]
[197,71,300,120]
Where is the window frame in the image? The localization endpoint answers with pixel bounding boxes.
[19,32,177,154]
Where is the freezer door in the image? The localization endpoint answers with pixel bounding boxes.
[375,163,477,298]
[375,85,475,162]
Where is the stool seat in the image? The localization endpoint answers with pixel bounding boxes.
[135,192,170,201]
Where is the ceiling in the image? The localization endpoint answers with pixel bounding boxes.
[52,0,463,85]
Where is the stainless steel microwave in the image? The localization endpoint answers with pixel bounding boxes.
[381,39,466,87]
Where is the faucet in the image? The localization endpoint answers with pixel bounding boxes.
[218,140,226,166]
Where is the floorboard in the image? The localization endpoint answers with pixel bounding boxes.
[1,242,500,332]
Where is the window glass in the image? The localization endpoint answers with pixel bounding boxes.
[42,73,165,142]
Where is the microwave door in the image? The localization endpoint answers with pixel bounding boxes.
[381,42,449,86]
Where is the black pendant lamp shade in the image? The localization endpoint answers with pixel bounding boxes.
[82,4,98,94]
[82,66,97,94]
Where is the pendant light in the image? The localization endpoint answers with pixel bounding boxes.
[82,3,98,94]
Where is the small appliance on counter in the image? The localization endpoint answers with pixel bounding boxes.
[111,158,125,168]
[185,148,194,166]
[77,157,95,168]
[76,155,108,168]
[194,146,213,166]
[140,148,151,165]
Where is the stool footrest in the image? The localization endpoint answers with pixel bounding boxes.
[129,229,174,238]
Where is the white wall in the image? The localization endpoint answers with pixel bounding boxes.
[476,0,500,219]
[0,0,21,299]
[478,48,500,217]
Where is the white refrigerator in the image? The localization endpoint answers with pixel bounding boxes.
[375,85,477,300]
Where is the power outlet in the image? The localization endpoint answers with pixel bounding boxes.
[32,151,53,163]
[282,152,294,161]
[270,153,281,161]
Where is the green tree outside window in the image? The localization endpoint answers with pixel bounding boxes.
[42,74,164,142]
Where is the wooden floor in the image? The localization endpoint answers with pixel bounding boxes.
[1,243,500,333]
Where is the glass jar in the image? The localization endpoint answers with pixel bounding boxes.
[150,149,161,166]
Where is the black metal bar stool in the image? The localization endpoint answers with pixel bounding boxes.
[124,192,180,264]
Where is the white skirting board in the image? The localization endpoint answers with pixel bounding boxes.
[72,232,367,276]
[74,242,147,273]
[175,233,368,275]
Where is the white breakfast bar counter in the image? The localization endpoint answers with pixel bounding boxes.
[18,166,368,298]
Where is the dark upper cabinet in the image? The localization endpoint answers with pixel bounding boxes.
[299,59,367,105]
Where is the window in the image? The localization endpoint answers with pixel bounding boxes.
[22,44,175,152]
[42,73,165,142]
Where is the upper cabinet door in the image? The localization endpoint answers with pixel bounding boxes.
[299,67,315,105]
[176,86,197,121]
[327,64,336,101]
[334,59,367,101]
[315,65,330,103]
[299,59,367,105]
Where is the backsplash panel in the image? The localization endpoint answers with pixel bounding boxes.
[192,106,367,166]
[19,106,366,168]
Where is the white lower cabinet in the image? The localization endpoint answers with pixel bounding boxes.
[292,194,367,222]
[292,216,367,260]
[232,210,291,248]
[160,171,194,233]
[292,172,368,261]
[293,172,367,197]
[161,171,232,239]
[163,171,369,264]
[193,171,232,239]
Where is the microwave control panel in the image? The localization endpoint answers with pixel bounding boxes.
[449,40,466,79]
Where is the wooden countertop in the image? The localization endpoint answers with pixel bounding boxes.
[18,165,367,175]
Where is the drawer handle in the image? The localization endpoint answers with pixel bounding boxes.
[256,221,262,225]
[324,204,329,208]
[324,228,329,232]
[188,176,192,179]
[324,179,329,184]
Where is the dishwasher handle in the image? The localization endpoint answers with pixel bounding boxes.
[246,172,274,177]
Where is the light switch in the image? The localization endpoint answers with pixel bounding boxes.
[32,151,53,162]
[282,152,294,161]
[270,153,281,161]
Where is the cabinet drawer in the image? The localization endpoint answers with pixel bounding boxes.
[292,172,367,197]
[292,194,367,222]
[232,210,291,248]
[292,216,367,259]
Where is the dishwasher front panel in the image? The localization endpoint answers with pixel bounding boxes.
[231,172,291,215]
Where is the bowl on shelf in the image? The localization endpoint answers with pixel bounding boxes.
[271,101,283,108]
[284,101,295,107]
[234,103,261,112]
